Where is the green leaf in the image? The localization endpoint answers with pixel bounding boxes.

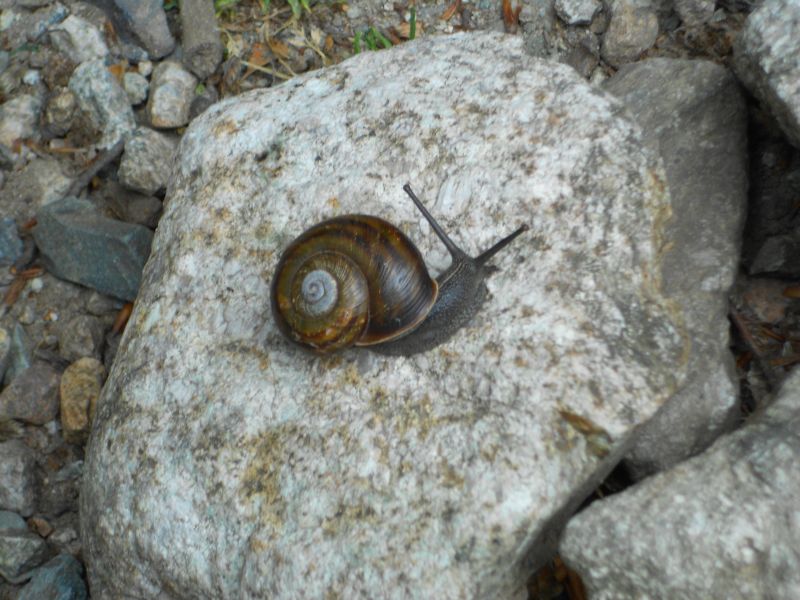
[409,5,416,40]
[258,0,270,13]
[353,30,362,54]
[287,0,301,18]
[195,83,206,95]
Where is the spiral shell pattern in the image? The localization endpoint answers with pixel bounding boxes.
[271,215,438,353]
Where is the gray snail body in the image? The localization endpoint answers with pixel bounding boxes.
[270,184,527,356]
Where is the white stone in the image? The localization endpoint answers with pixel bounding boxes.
[561,368,800,599]
[81,32,685,599]
[49,14,109,64]
[68,59,135,149]
[147,61,198,129]
[0,94,42,148]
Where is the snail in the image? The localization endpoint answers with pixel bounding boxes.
[270,183,528,355]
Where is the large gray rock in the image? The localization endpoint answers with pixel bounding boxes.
[734,0,800,148]
[81,32,685,599]
[561,367,800,599]
[603,58,747,477]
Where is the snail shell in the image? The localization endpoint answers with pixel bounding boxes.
[270,184,528,355]
[271,215,438,353]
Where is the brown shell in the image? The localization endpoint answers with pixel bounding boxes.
[270,215,438,352]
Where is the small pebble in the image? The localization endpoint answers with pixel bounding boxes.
[147,61,198,128]
[22,70,40,86]
[60,357,106,444]
[138,60,153,77]
[123,71,149,105]
[57,314,106,362]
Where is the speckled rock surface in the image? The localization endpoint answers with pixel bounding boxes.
[560,367,800,599]
[604,58,746,478]
[81,32,686,599]
[734,0,800,148]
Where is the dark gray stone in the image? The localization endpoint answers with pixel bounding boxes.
[604,58,747,478]
[110,0,175,59]
[0,518,50,583]
[57,315,106,362]
[0,362,61,425]
[98,180,163,229]
[33,197,154,302]
[0,217,22,266]
[3,324,33,387]
[749,231,800,277]
[18,554,87,600]
[0,439,37,517]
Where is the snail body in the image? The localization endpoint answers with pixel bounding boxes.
[270,184,527,355]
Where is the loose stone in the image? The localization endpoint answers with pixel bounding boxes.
[147,61,198,129]
[48,15,109,64]
[734,0,800,148]
[33,197,154,302]
[0,94,43,148]
[0,217,22,266]
[0,509,50,583]
[601,0,659,67]
[68,59,135,149]
[17,554,87,600]
[0,440,37,517]
[43,88,77,137]
[118,127,179,195]
[123,71,149,105]
[111,0,175,59]
[60,357,106,444]
[0,362,61,425]
[57,315,106,362]
[554,0,601,25]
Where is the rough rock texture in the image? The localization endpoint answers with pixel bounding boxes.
[734,0,800,148]
[68,59,135,149]
[17,554,87,600]
[603,58,746,477]
[0,362,61,425]
[118,126,179,195]
[60,357,106,444]
[33,197,154,302]
[0,510,50,583]
[0,440,36,516]
[147,62,198,129]
[601,0,659,67]
[561,367,800,599]
[48,14,109,63]
[554,0,600,25]
[81,33,685,599]
[0,94,42,148]
[110,0,175,59]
